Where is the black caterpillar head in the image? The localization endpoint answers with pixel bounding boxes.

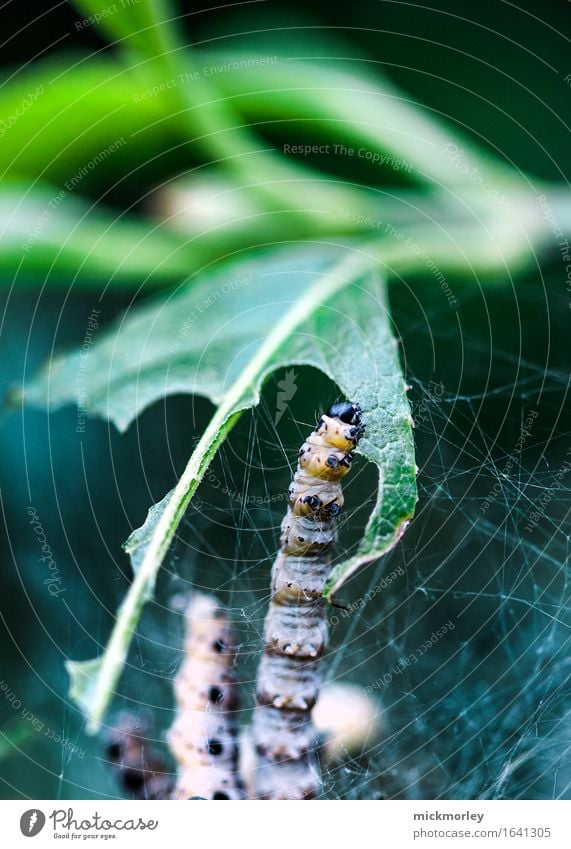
[327,401,362,426]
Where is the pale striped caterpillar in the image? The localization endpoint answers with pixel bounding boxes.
[251,401,365,799]
[167,593,246,800]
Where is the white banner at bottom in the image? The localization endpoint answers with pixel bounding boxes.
[1,799,568,848]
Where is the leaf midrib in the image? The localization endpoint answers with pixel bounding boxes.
[84,246,376,730]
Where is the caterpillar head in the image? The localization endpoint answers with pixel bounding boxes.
[327,401,362,426]
[318,401,365,450]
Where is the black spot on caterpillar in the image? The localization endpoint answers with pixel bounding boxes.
[103,714,173,800]
[167,594,246,800]
[251,401,364,799]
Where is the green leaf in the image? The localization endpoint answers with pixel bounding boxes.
[66,657,106,722]
[71,0,175,57]
[0,182,202,286]
[123,487,175,576]
[204,49,523,194]
[26,244,417,731]
[0,55,181,187]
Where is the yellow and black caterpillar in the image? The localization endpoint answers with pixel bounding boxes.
[252,401,365,799]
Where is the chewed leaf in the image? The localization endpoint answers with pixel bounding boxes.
[66,657,106,733]
[123,488,175,577]
[27,244,417,730]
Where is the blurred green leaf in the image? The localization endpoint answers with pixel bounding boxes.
[203,49,523,193]
[27,244,417,730]
[0,181,204,286]
[71,0,176,56]
[0,37,537,227]
[0,55,181,187]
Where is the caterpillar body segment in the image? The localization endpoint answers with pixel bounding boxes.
[252,401,364,799]
[167,594,246,800]
[240,682,381,797]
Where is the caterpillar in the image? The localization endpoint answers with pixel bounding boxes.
[251,400,365,799]
[104,713,173,800]
[167,593,246,800]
